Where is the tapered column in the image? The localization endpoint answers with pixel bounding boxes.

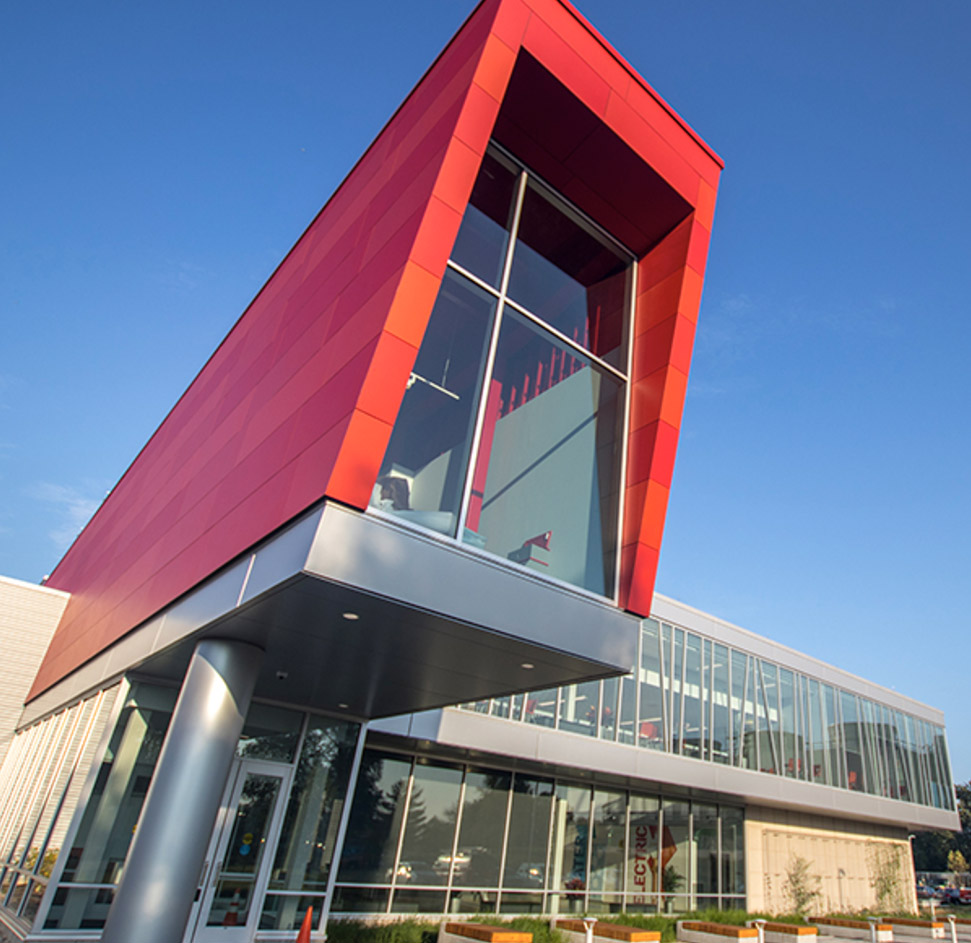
[101,638,263,943]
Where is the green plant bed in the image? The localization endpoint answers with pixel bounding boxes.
[469,915,565,943]
[326,918,440,943]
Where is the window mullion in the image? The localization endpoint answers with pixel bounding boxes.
[455,170,528,540]
[500,295,628,383]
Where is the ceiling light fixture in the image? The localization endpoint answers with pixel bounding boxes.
[342,612,360,621]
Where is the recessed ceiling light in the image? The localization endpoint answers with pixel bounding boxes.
[521,662,534,670]
[342,612,360,621]
[338,702,349,709]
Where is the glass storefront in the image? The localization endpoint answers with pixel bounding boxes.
[330,746,743,916]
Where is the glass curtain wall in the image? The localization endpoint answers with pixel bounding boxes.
[463,616,954,813]
[370,145,633,599]
[332,747,743,915]
[0,685,120,929]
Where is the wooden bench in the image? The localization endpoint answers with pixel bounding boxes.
[555,918,660,943]
[811,918,893,943]
[935,917,971,941]
[678,921,759,943]
[885,920,945,941]
[439,922,533,943]
[747,921,818,943]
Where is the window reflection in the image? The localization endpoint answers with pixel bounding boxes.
[550,784,590,914]
[588,789,625,905]
[463,310,623,595]
[261,716,359,929]
[508,182,629,369]
[370,271,494,538]
[374,144,631,600]
[335,750,410,884]
[502,775,554,889]
[449,150,518,288]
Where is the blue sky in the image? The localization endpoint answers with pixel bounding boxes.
[2,2,969,782]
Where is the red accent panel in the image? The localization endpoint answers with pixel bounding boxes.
[474,34,519,103]
[357,333,421,426]
[620,542,660,617]
[686,218,713,274]
[522,14,612,117]
[627,421,680,490]
[630,365,688,433]
[326,410,395,509]
[695,179,718,232]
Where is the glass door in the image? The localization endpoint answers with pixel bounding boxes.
[190,759,291,942]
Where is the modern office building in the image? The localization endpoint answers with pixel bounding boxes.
[0,0,957,940]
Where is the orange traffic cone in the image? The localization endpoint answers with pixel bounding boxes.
[296,906,313,943]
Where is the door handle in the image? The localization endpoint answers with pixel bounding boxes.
[197,858,211,890]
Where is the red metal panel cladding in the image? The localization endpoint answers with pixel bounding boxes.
[31,0,721,699]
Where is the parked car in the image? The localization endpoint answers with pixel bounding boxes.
[941,887,971,905]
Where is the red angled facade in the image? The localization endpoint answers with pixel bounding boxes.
[33,0,721,702]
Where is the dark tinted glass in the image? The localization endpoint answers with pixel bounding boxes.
[449,150,518,288]
[371,270,495,537]
[508,182,630,368]
[336,750,411,884]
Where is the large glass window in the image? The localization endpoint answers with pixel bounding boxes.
[396,761,462,888]
[371,145,632,598]
[370,271,495,540]
[711,644,731,765]
[639,620,664,750]
[692,803,719,908]
[588,789,625,909]
[626,794,659,912]
[660,800,689,913]
[452,769,509,895]
[502,775,553,890]
[260,716,359,930]
[335,750,411,885]
[549,784,591,914]
[721,806,745,908]
[59,685,176,888]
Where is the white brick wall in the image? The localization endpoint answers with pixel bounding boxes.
[0,576,69,770]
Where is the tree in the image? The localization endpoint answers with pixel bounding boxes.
[949,850,969,885]
[784,855,822,917]
[912,781,971,872]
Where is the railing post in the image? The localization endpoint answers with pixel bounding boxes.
[948,913,958,943]
[754,918,767,943]
[583,916,598,943]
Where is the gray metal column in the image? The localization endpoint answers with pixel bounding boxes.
[101,638,264,943]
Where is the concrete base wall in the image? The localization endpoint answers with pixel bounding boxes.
[745,805,918,915]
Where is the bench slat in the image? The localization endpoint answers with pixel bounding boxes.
[557,919,660,942]
[681,922,759,938]
[444,922,533,943]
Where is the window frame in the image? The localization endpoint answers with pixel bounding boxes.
[369,141,637,604]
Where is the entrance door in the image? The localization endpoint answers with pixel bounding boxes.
[189,758,291,942]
